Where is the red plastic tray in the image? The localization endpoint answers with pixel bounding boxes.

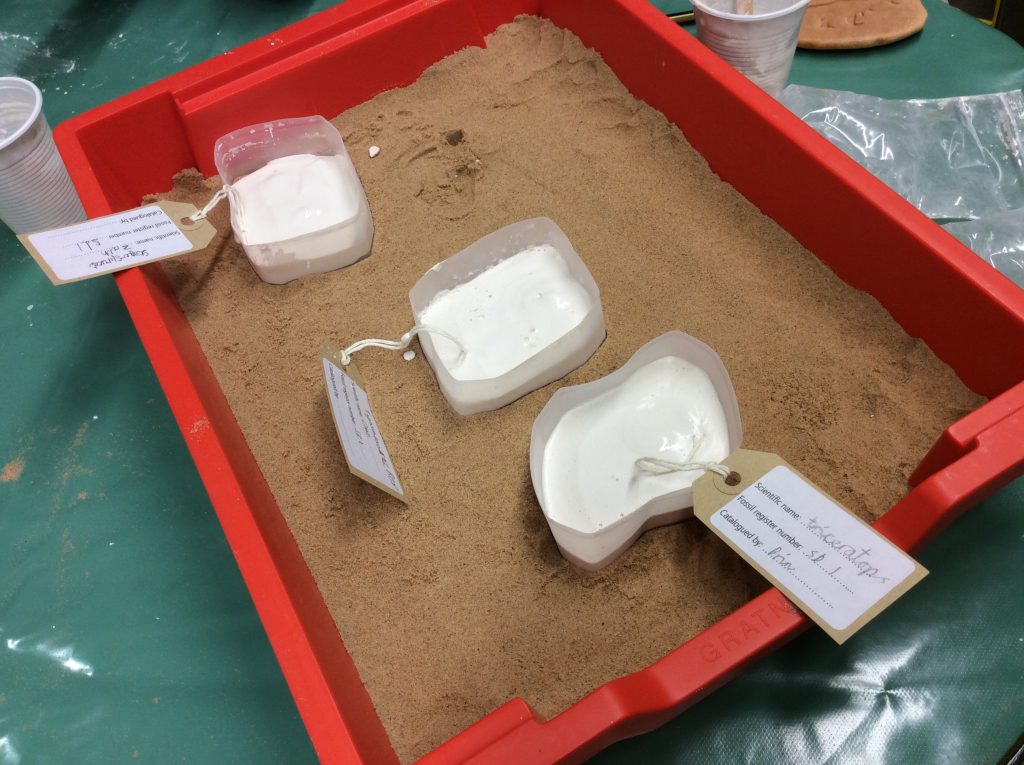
[55,1,1024,762]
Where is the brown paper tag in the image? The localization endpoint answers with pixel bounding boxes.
[693,449,927,644]
[321,350,407,504]
[18,200,216,285]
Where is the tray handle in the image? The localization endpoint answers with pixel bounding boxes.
[890,379,1024,551]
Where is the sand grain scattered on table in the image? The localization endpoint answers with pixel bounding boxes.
[1,457,25,483]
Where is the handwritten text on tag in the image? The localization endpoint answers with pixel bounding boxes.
[19,201,215,285]
[322,356,406,502]
[694,452,927,643]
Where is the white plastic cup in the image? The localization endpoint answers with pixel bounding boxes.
[692,0,810,98]
[0,77,86,234]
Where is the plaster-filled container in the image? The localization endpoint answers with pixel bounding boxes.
[214,115,373,284]
[410,217,605,415]
[531,331,743,570]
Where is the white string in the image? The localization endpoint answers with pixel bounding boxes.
[340,324,467,367]
[634,457,732,480]
[188,187,229,222]
[633,435,731,480]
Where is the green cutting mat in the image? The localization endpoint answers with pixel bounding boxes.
[1,1,1022,763]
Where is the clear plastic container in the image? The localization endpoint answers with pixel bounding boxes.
[409,218,605,416]
[214,116,373,284]
[530,331,744,571]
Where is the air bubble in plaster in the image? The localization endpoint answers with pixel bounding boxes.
[530,331,743,570]
[214,116,374,284]
[409,218,605,415]
[418,245,591,381]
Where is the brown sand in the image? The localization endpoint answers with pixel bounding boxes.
[1,457,24,483]
[155,17,983,762]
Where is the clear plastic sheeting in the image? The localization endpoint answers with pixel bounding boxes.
[781,85,1024,221]
[944,208,1024,289]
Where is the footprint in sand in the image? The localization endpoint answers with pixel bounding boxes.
[399,128,483,221]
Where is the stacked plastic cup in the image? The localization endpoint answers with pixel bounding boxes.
[0,77,86,235]
[692,0,811,98]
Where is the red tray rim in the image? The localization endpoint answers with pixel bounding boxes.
[51,1,1024,762]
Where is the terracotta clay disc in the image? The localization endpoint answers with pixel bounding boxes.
[798,0,928,49]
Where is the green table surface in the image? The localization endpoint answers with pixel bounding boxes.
[1,1,1022,763]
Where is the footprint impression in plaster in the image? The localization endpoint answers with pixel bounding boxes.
[531,331,743,570]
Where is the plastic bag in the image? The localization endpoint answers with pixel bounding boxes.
[944,208,1024,290]
[780,85,1024,221]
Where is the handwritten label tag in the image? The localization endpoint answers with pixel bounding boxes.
[693,449,927,644]
[19,201,216,285]
[321,355,406,503]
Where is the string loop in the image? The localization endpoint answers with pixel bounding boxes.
[634,457,732,480]
[340,325,466,367]
[188,187,229,222]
